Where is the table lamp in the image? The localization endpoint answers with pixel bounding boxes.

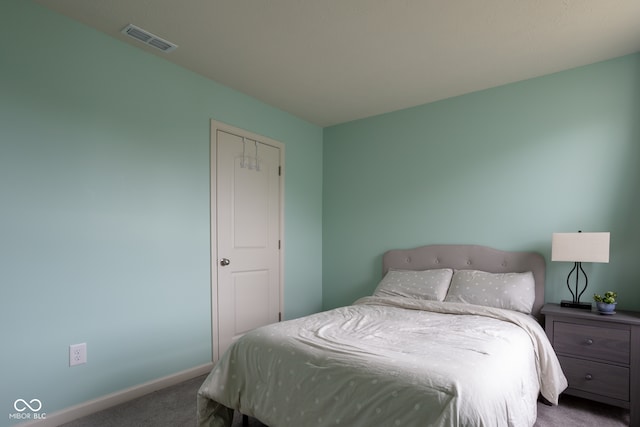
[551,231,610,310]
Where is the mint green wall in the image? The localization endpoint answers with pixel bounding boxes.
[0,1,321,422]
[324,54,640,312]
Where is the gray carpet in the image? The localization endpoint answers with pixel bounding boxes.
[60,374,630,427]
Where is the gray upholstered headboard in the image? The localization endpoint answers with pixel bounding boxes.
[382,244,546,321]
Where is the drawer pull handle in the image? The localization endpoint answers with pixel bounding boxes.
[585,374,593,381]
[585,339,594,345]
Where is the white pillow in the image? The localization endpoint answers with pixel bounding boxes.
[373,268,453,301]
[444,270,535,314]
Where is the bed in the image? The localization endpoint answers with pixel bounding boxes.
[198,244,568,427]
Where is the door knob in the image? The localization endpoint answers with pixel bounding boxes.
[220,258,230,266]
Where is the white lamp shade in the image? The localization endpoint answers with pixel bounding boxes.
[551,232,610,263]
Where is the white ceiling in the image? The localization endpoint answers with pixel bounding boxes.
[36,0,640,127]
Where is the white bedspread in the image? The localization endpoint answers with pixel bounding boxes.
[198,297,567,427]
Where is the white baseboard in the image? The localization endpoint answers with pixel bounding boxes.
[18,362,214,427]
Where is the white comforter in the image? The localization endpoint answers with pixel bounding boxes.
[198,297,567,427]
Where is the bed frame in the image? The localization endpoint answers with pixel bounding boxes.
[383,244,546,321]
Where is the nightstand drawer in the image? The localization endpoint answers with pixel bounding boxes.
[558,356,629,401]
[554,322,630,364]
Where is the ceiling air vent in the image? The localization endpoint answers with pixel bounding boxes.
[121,24,177,53]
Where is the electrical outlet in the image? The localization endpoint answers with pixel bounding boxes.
[69,343,87,367]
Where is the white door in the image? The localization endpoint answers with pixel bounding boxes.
[211,121,283,361]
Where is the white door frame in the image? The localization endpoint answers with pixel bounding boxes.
[210,119,285,362]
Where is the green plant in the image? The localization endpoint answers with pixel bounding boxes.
[593,291,617,304]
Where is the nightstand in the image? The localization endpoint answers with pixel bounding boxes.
[541,303,640,427]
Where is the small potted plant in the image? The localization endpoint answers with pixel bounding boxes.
[593,291,617,314]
